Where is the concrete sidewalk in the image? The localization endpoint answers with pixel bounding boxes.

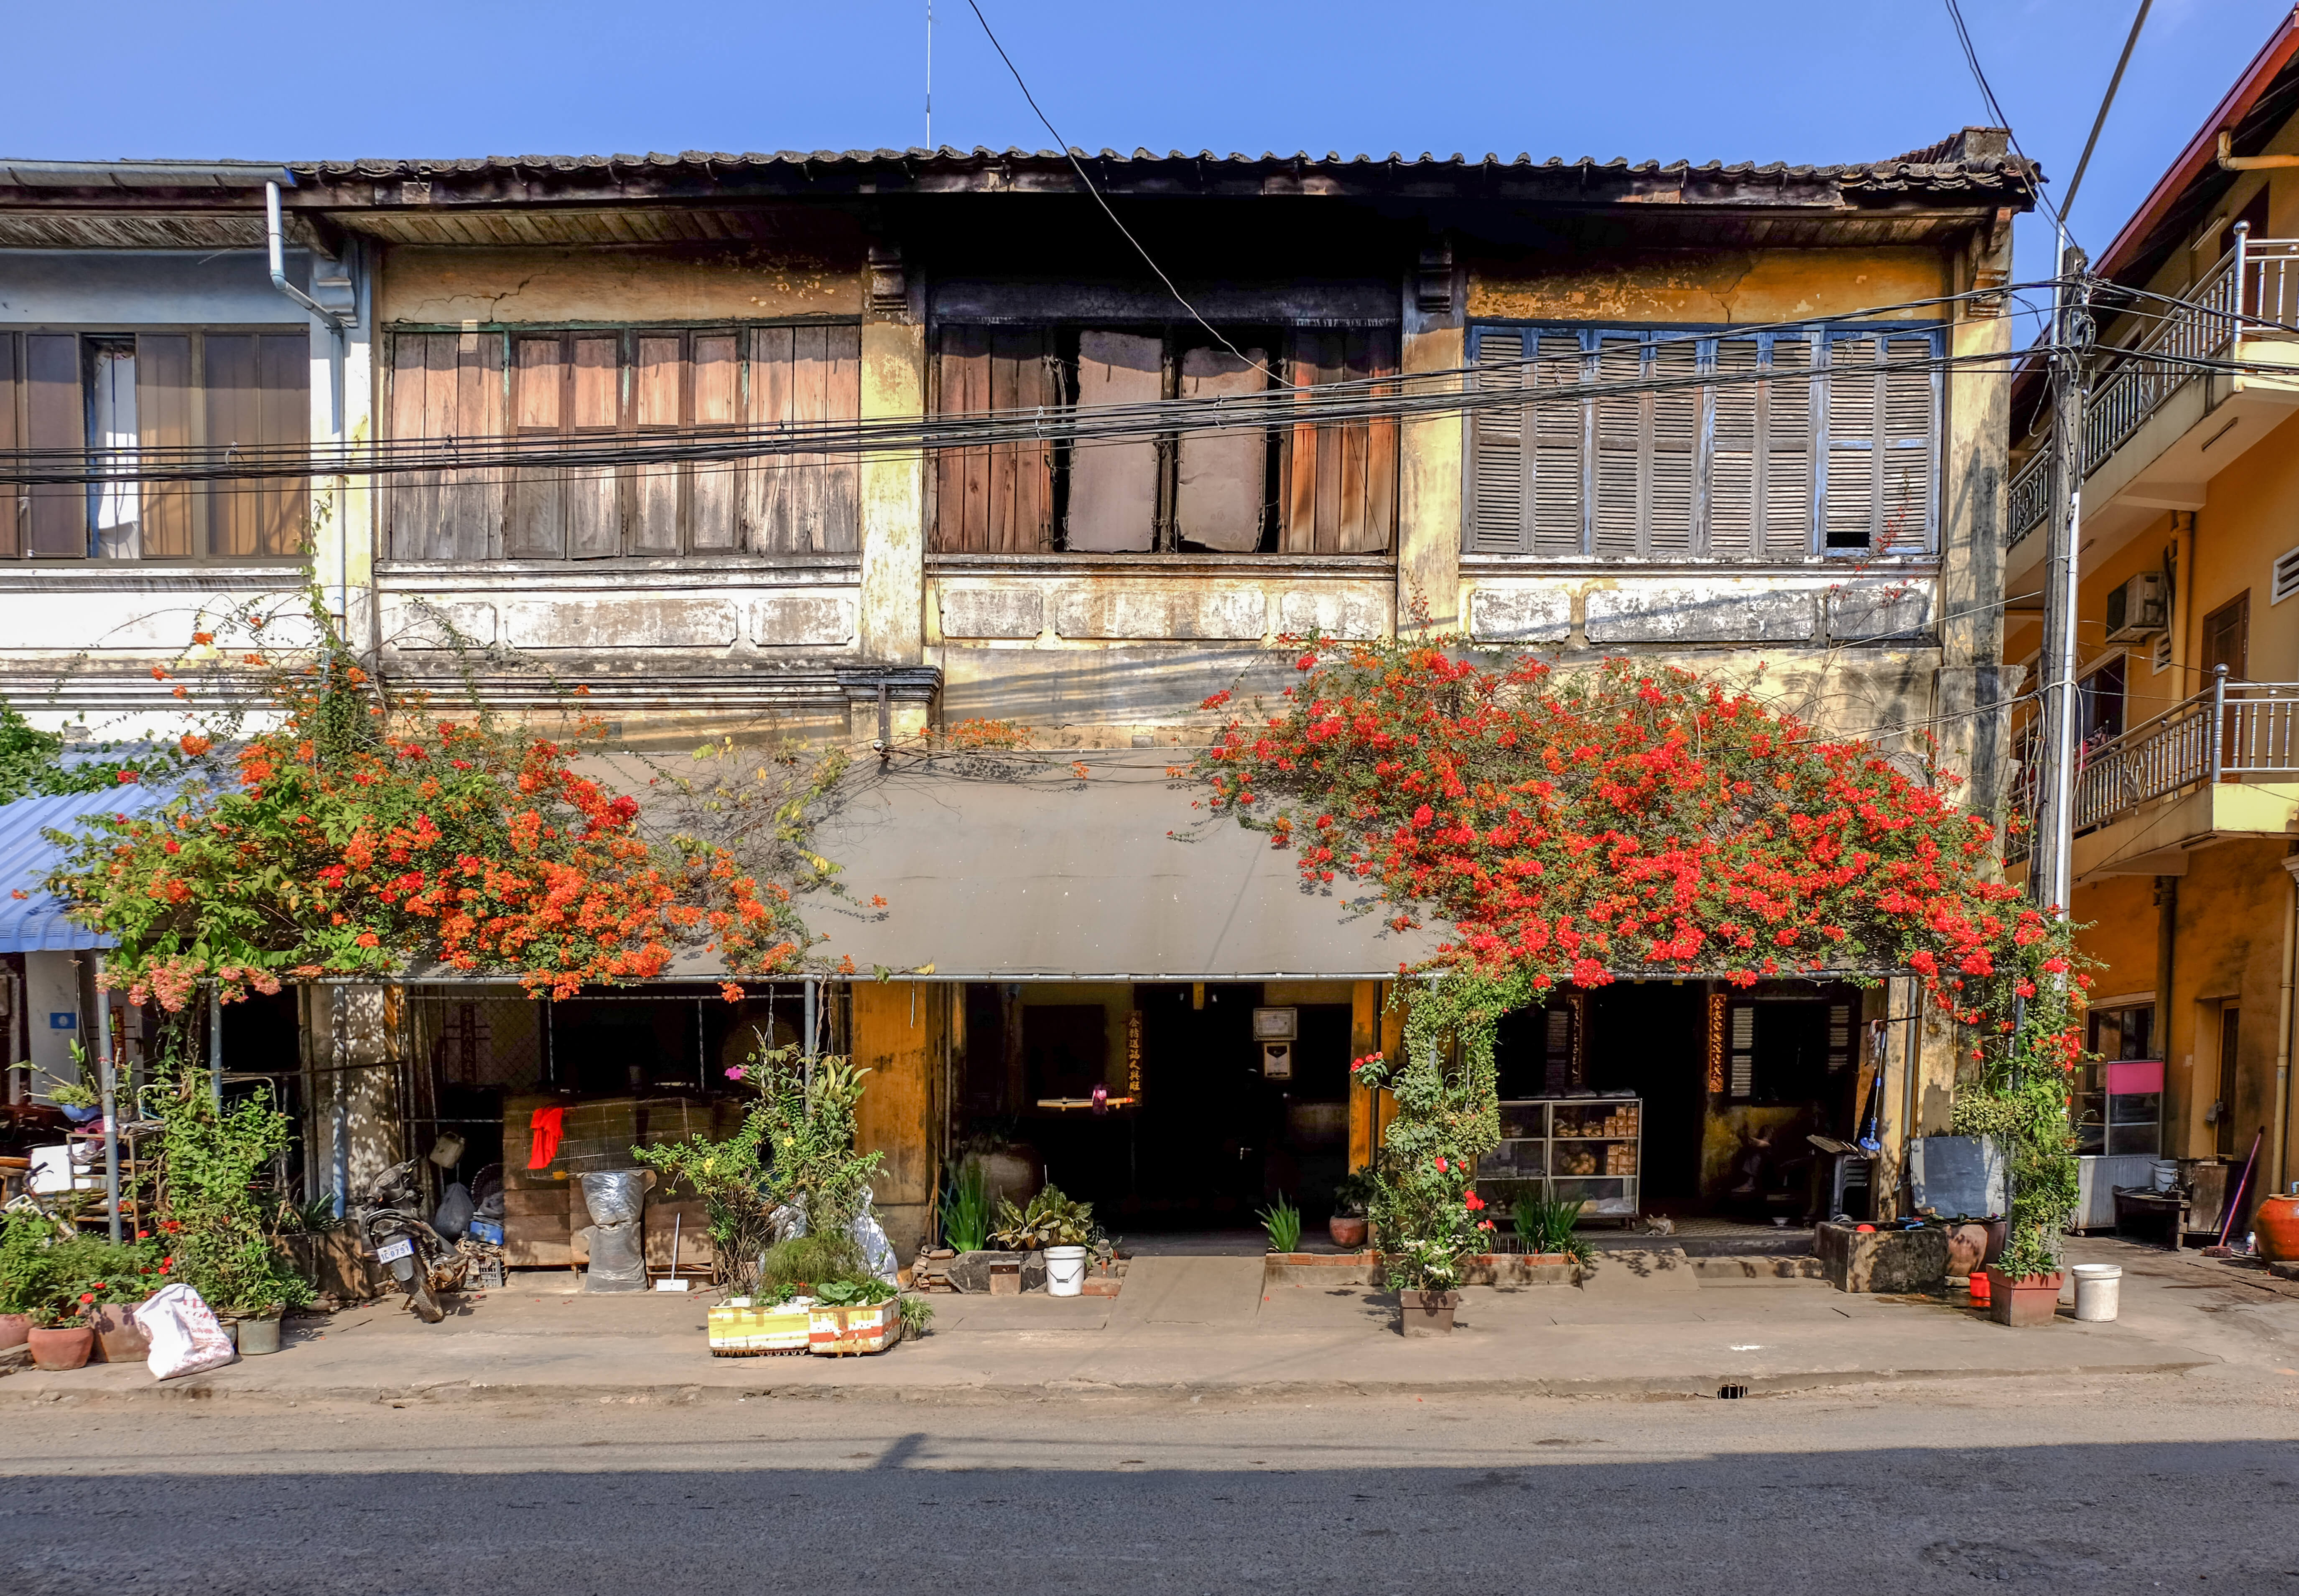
[1,1237,2275,1409]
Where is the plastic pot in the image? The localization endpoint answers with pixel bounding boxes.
[1045,1245,1088,1298]
[2070,1263,2122,1322]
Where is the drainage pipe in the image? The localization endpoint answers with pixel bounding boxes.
[265,181,353,649]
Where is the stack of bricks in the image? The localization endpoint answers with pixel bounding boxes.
[913,1247,958,1293]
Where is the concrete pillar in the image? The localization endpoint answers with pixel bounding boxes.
[851,979,944,1261]
[1396,254,1465,636]
[857,257,927,670]
[303,983,400,1210]
[1937,208,2017,826]
[303,239,377,664]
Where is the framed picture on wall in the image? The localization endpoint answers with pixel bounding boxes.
[1252,1006,1297,1041]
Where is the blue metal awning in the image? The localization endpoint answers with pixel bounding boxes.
[0,786,172,953]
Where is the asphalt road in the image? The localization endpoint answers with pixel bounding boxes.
[5,1369,2299,1594]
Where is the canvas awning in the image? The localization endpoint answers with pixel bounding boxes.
[0,785,170,953]
[781,751,1443,980]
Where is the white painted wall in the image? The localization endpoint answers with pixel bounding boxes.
[21,950,82,1084]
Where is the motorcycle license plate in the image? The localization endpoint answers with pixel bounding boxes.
[375,1237,415,1264]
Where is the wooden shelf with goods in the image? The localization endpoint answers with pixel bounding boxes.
[1475,1095,1642,1222]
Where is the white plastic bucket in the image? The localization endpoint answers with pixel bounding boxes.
[1045,1245,1088,1297]
[2071,1263,2122,1322]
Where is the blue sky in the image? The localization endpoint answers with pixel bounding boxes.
[2,0,2284,287]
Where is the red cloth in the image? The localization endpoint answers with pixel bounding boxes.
[526,1105,567,1170]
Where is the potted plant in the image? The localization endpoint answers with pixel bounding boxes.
[1510,1191,1593,1266]
[0,1206,61,1350]
[807,1275,901,1354]
[1259,1192,1303,1255]
[26,1290,98,1371]
[1351,1045,1496,1337]
[10,1043,102,1124]
[1330,1169,1376,1249]
[991,1184,1096,1296]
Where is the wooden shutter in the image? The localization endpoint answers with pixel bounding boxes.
[137,335,194,559]
[1066,329,1161,552]
[24,333,86,557]
[931,324,1055,554]
[391,331,503,561]
[1823,335,1879,550]
[1826,1002,1854,1075]
[1175,344,1267,551]
[1727,1003,1757,1100]
[252,333,309,557]
[748,323,861,555]
[506,336,564,557]
[1466,328,1526,553]
[1878,335,1936,553]
[0,335,17,557]
[206,333,309,558]
[1762,336,1814,557]
[1707,338,1759,559]
[1530,334,1585,554]
[1648,337,1699,557]
[1542,1003,1575,1095]
[631,334,683,555]
[689,333,740,551]
[204,334,259,557]
[1280,327,1397,555]
[1590,336,1643,557]
[566,335,622,558]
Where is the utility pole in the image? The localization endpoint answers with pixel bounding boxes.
[2031,235,2092,918]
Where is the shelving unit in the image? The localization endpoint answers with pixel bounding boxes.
[1476,1095,1641,1222]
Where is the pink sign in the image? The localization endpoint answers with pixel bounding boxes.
[2105,1059,2164,1095]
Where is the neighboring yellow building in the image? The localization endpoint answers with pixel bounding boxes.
[2006,12,2299,1229]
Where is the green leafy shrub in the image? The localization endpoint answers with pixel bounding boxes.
[759,1232,866,1291]
[1332,1167,1378,1219]
[147,1063,310,1316]
[1510,1191,1591,1264]
[990,1184,1094,1250]
[898,1295,934,1336]
[812,1276,894,1306]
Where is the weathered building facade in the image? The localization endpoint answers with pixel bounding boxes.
[0,135,2031,1253]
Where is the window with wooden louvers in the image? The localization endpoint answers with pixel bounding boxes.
[1466,323,1937,559]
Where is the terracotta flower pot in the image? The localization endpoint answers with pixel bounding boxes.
[90,1303,150,1364]
[1984,1267,2063,1328]
[28,1325,94,1371]
[2254,1192,2299,1263]
[1328,1215,1369,1249]
[0,1313,30,1351]
[1398,1288,1459,1337]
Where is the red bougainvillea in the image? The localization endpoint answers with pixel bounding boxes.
[1195,636,2085,1278]
[48,639,811,1008]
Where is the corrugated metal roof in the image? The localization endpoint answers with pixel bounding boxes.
[288,137,2035,196]
[0,785,171,953]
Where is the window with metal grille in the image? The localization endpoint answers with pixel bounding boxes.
[1465,323,1940,559]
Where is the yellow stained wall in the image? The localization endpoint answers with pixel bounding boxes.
[1468,247,1946,326]
[377,241,864,326]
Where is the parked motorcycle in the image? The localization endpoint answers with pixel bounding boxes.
[354,1157,466,1323]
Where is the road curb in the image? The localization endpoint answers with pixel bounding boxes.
[0,1357,2213,1409]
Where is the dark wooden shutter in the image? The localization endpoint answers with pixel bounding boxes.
[1175,344,1268,552]
[1066,329,1161,552]
[391,331,501,561]
[931,325,1055,554]
[505,336,564,557]
[24,333,86,557]
[1707,338,1760,559]
[137,335,194,559]
[1466,328,1526,552]
[1827,1002,1854,1075]
[1280,327,1397,555]
[0,335,18,556]
[1727,1002,1757,1100]
[748,323,861,555]
[689,333,740,551]
[252,333,308,557]
[203,334,260,557]
[1762,335,1814,557]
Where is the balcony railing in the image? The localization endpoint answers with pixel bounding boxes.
[2006,670,2299,865]
[2008,234,2299,548]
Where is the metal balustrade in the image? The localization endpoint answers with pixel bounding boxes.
[2008,234,2299,548]
[2009,670,2299,863]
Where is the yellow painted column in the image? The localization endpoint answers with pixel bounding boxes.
[1348,981,1380,1169]
[850,980,943,1260]
[858,283,926,672]
[1396,263,1464,636]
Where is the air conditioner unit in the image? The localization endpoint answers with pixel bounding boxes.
[2104,571,2168,643]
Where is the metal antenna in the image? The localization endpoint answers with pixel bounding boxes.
[925,0,934,149]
